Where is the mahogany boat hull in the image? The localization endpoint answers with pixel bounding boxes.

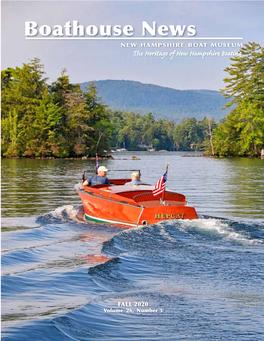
[76,185,198,228]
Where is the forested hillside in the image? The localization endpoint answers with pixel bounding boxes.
[2,42,263,158]
[1,59,215,157]
[79,80,231,122]
[1,61,112,158]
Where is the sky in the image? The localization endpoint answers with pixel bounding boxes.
[2,1,264,90]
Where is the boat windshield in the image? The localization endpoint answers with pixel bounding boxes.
[83,169,141,186]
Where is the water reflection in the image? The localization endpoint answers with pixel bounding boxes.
[2,155,264,339]
[78,232,114,266]
[221,158,264,219]
[1,153,264,221]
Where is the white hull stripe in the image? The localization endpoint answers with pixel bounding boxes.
[84,213,139,227]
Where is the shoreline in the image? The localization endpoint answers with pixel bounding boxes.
[1,154,262,160]
[1,155,115,160]
[182,154,263,159]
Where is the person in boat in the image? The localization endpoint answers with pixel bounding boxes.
[83,166,110,186]
[125,172,144,186]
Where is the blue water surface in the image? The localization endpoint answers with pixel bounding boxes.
[1,153,264,340]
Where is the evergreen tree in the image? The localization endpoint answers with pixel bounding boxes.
[1,60,113,158]
[32,89,62,156]
[214,42,264,156]
[221,42,264,109]
[1,59,48,156]
[83,82,113,155]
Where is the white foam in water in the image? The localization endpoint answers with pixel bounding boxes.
[177,218,263,246]
[159,224,176,242]
[51,205,81,223]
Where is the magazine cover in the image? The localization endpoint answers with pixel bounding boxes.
[2,1,264,340]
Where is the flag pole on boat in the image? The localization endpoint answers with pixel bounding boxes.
[152,162,169,203]
[161,162,169,202]
[95,153,99,174]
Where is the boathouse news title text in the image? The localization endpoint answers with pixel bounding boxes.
[25,21,197,37]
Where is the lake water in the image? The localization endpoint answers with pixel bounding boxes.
[1,152,264,340]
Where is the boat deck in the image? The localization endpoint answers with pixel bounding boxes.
[76,174,198,224]
[80,182,187,208]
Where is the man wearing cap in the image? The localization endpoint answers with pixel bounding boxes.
[83,166,110,186]
[125,172,144,186]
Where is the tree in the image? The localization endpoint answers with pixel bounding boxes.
[221,42,264,108]
[213,101,264,156]
[83,82,113,155]
[1,109,19,157]
[1,59,48,156]
[214,42,264,156]
[1,61,114,158]
[32,89,62,156]
[65,89,92,156]
[173,118,198,150]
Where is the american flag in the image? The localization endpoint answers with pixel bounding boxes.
[152,170,168,197]
[95,153,99,174]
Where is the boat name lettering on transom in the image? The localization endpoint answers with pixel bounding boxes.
[155,213,185,219]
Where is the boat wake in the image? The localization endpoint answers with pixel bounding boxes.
[34,205,264,249]
[36,204,84,225]
[99,216,264,261]
[2,206,264,339]
[174,217,264,246]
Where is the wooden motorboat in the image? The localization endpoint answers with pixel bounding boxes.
[76,171,198,228]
